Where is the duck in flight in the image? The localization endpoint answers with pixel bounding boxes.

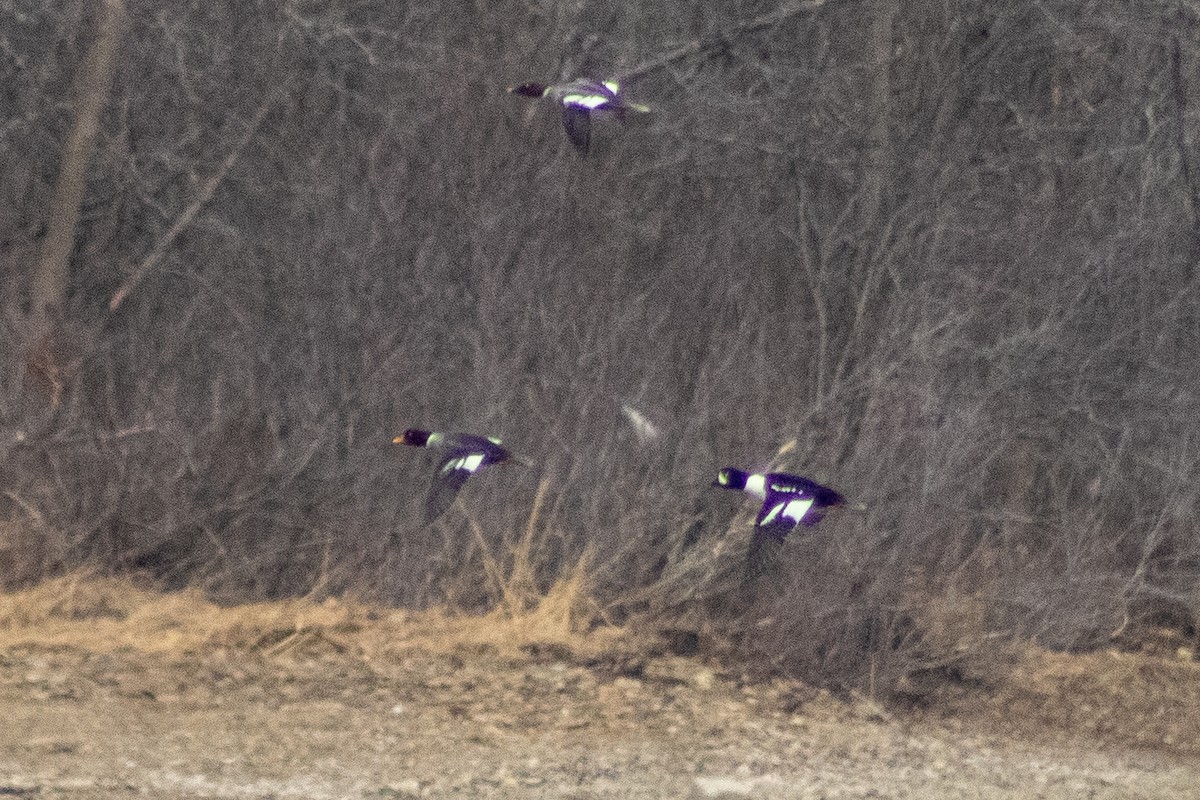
[393,429,521,522]
[508,77,650,154]
[713,468,849,540]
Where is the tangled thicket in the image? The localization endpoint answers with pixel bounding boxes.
[1,1,1197,693]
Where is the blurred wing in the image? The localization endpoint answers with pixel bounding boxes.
[745,532,785,579]
[561,106,591,153]
[620,402,660,443]
[424,452,484,522]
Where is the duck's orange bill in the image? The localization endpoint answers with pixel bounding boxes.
[391,436,405,444]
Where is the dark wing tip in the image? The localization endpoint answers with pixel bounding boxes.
[424,460,472,522]
[561,106,591,153]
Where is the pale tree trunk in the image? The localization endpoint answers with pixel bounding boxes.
[26,0,124,405]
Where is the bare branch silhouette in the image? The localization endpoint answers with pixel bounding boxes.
[108,85,287,312]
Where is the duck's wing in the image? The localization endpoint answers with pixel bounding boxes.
[424,450,486,522]
[560,105,591,153]
[755,488,816,530]
[745,531,786,579]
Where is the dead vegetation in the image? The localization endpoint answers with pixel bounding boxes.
[1,0,1199,710]
[0,572,636,665]
[1,574,1196,763]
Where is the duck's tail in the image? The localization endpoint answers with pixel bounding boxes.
[615,103,651,123]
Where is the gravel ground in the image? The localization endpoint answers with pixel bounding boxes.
[1,642,1195,799]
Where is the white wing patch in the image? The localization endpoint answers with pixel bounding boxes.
[759,497,815,527]
[759,501,785,527]
[781,498,814,524]
[562,92,610,110]
[602,80,620,93]
[441,453,485,474]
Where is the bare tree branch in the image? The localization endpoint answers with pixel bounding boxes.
[623,0,838,81]
[108,85,287,312]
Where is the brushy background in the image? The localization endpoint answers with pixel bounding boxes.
[1,0,1197,695]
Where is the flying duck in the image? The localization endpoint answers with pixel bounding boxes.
[714,468,848,540]
[393,429,519,522]
[508,77,650,154]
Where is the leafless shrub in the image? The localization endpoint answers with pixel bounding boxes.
[1,0,1198,696]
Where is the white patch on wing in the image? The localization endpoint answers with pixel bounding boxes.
[460,453,485,473]
[562,92,609,109]
[745,474,767,499]
[782,498,814,524]
[760,502,784,527]
[602,80,620,93]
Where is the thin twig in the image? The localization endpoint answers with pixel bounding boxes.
[623,0,834,82]
[108,85,289,311]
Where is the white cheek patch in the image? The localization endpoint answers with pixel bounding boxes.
[602,80,620,93]
[460,453,485,473]
[563,92,609,110]
[745,474,767,499]
[782,498,814,524]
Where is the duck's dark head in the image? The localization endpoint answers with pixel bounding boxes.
[508,82,548,98]
[713,467,750,491]
[393,428,431,447]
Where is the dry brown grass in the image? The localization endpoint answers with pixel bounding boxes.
[2,574,1199,757]
[1002,645,1200,749]
[0,571,632,662]
[899,640,1200,757]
